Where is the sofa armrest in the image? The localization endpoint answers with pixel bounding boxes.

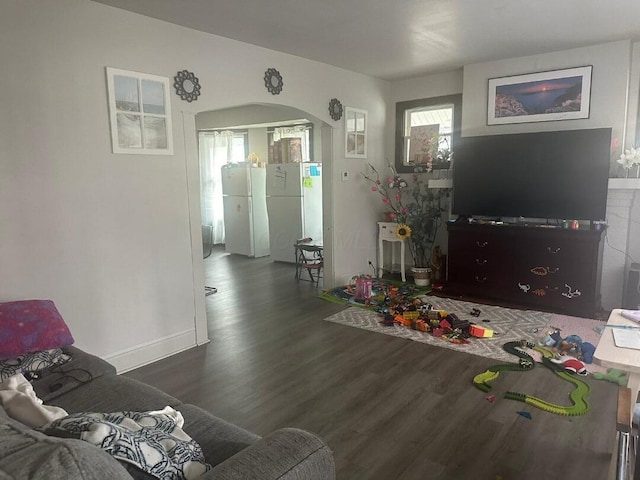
[203,427,335,480]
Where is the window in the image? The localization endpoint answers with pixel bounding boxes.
[230,132,248,163]
[106,67,173,155]
[395,94,461,173]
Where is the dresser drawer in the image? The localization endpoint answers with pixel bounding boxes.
[447,222,603,316]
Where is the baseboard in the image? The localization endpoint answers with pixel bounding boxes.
[104,329,197,374]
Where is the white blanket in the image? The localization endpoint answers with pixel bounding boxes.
[0,373,68,427]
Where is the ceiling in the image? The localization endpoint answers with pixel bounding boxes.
[92,0,640,80]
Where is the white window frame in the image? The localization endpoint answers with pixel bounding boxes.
[403,104,454,166]
[345,107,368,159]
[106,67,174,155]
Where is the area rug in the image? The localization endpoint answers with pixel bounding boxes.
[318,278,430,309]
[324,295,609,374]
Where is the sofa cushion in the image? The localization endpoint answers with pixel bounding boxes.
[0,300,74,360]
[178,403,259,467]
[0,406,132,480]
[32,346,117,403]
[208,428,336,480]
[47,374,182,414]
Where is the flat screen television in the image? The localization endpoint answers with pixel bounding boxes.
[451,128,612,222]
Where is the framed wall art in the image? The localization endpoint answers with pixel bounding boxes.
[487,66,592,125]
[106,67,174,155]
[345,107,367,158]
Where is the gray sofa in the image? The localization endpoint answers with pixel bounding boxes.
[0,346,335,479]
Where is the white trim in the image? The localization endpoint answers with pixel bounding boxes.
[182,112,210,345]
[104,329,197,373]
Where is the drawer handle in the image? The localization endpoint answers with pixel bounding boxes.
[475,276,488,283]
[475,258,488,265]
[547,247,561,254]
[476,241,489,248]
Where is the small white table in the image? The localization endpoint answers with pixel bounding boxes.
[377,222,406,282]
[594,309,640,415]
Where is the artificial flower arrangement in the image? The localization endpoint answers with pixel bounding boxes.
[617,147,640,177]
[362,162,449,269]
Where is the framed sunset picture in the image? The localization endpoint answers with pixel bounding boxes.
[487,66,592,125]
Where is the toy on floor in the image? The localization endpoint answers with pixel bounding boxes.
[539,327,562,348]
[592,368,628,386]
[537,327,596,364]
[580,342,596,363]
[374,293,502,345]
[470,325,494,338]
[549,356,588,375]
[473,340,591,416]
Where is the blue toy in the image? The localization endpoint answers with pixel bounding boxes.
[580,342,596,364]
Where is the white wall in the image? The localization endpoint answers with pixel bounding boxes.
[196,105,310,130]
[462,41,630,152]
[0,0,388,371]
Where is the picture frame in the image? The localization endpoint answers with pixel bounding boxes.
[487,66,592,125]
[345,107,367,158]
[106,67,173,155]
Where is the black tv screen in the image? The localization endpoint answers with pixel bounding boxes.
[451,128,611,221]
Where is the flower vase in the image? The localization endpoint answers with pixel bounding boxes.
[411,267,431,287]
[622,165,640,178]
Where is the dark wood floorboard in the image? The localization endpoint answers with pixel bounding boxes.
[125,245,619,480]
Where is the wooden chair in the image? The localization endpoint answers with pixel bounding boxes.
[294,239,323,287]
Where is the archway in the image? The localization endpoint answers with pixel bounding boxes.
[182,104,335,345]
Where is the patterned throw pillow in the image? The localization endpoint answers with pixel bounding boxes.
[0,300,74,360]
[0,348,71,383]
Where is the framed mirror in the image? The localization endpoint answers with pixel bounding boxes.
[264,68,284,95]
[173,70,201,103]
[329,98,343,121]
[395,94,461,173]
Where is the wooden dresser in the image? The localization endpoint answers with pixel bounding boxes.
[446,222,604,316]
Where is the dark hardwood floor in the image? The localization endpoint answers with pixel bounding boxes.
[125,246,619,480]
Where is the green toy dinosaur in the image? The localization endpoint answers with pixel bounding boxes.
[592,368,628,386]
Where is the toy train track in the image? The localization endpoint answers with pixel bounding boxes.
[473,340,590,416]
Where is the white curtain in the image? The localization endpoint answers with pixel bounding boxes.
[198,131,234,245]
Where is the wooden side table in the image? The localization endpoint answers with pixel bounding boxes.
[594,309,640,418]
[377,222,406,282]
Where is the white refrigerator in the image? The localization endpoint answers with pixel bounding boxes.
[221,164,270,258]
[266,163,322,263]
